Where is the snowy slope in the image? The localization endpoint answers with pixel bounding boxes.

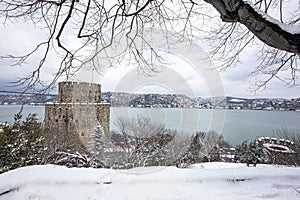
[0,163,300,200]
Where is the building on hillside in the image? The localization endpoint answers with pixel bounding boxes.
[44,82,110,149]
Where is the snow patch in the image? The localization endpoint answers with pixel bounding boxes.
[244,0,300,34]
[229,98,246,103]
[1,163,300,200]
[263,143,296,153]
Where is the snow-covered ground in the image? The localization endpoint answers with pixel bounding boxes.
[0,163,300,200]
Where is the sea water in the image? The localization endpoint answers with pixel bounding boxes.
[1,105,299,145]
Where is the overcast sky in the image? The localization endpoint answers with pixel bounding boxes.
[0,6,299,99]
[0,32,299,99]
[96,54,300,99]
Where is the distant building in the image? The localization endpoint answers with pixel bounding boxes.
[44,82,110,149]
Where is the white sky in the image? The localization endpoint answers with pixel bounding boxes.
[0,2,299,98]
[79,50,299,98]
[0,32,299,98]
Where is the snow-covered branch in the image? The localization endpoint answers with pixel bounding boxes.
[204,0,300,54]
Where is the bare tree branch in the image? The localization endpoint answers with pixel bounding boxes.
[0,0,299,91]
[204,0,300,54]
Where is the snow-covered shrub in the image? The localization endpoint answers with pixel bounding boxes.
[174,131,232,166]
[164,132,191,166]
[45,125,108,168]
[234,140,264,166]
[88,126,104,158]
[53,151,93,168]
[109,116,174,168]
[87,125,107,168]
[0,108,45,173]
[177,133,202,166]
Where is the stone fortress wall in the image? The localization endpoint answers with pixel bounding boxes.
[58,81,101,103]
[257,137,298,165]
[44,82,110,148]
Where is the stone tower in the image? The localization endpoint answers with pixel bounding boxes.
[44,82,110,149]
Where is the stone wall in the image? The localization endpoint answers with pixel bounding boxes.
[58,82,101,103]
[257,137,299,165]
[44,82,110,149]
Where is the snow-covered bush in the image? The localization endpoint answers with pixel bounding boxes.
[174,131,232,166]
[234,140,264,166]
[164,132,191,166]
[88,126,104,158]
[177,133,202,166]
[53,151,93,168]
[44,125,108,168]
[0,108,45,173]
[109,117,174,168]
[87,125,107,168]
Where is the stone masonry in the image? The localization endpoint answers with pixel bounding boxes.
[257,137,299,165]
[44,82,110,149]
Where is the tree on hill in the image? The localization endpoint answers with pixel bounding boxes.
[0,0,298,91]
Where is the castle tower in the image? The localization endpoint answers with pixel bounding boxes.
[58,82,101,103]
[44,82,110,150]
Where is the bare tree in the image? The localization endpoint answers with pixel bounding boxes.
[164,132,191,166]
[0,0,299,91]
[110,116,174,168]
[273,128,300,156]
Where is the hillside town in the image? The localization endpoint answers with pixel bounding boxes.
[0,92,300,111]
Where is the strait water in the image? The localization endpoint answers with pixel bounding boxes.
[1,105,300,145]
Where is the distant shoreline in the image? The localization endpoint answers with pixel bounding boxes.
[0,104,299,112]
[1,92,299,111]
